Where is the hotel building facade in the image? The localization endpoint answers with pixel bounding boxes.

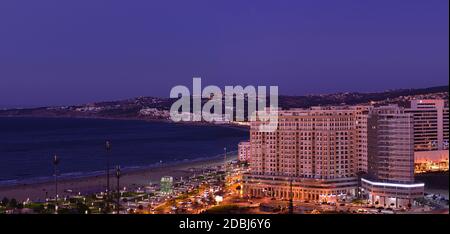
[362,105,424,208]
[405,99,449,151]
[405,99,449,173]
[354,105,372,173]
[243,106,371,202]
[238,141,251,162]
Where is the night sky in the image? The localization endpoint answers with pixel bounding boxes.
[0,0,448,107]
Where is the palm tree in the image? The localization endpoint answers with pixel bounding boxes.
[1,197,9,207]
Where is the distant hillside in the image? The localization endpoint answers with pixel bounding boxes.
[278,85,449,109]
[0,85,447,121]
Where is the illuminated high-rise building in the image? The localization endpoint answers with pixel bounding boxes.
[354,105,373,173]
[243,106,369,202]
[362,105,424,208]
[405,99,449,151]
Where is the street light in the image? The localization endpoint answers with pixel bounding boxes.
[105,140,111,211]
[288,179,293,214]
[105,140,111,193]
[53,154,60,214]
[116,165,121,214]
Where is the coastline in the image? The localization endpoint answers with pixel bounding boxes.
[0,115,250,131]
[0,154,237,202]
[0,116,247,202]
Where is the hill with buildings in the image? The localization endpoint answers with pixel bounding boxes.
[0,85,447,121]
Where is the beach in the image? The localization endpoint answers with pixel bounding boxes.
[0,155,235,202]
[0,117,248,203]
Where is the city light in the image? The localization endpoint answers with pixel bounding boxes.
[361,178,425,188]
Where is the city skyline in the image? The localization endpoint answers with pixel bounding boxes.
[0,0,448,219]
[0,0,448,107]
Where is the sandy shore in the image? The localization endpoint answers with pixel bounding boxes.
[0,155,235,202]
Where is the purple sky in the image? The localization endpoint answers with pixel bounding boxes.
[0,0,448,107]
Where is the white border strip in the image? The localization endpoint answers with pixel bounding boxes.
[361,178,424,188]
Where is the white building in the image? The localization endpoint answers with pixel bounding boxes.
[139,108,170,118]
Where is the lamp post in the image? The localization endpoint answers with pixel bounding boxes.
[288,179,293,214]
[116,165,121,214]
[53,154,60,214]
[105,140,111,211]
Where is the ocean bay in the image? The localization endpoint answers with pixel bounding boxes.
[0,117,248,184]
